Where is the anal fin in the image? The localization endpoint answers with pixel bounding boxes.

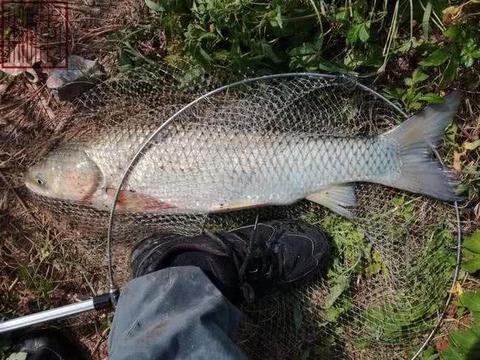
[306,184,356,218]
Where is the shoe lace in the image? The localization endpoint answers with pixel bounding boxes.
[203,214,261,303]
[237,214,260,303]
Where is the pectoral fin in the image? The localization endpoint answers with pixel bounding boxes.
[306,184,356,218]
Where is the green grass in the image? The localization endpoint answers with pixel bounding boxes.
[132,1,480,90]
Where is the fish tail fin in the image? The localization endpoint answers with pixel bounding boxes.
[381,91,462,202]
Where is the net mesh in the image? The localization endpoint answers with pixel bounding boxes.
[25,66,459,359]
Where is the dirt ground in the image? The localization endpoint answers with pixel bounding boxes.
[0,1,479,360]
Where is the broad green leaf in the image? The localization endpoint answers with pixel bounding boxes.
[212,50,231,62]
[442,58,459,83]
[419,93,444,104]
[444,25,460,41]
[459,291,480,313]
[463,232,480,273]
[346,25,359,44]
[462,256,480,274]
[145,0,164,11]
[317,58,349,74]
[445,122,458,145]
[463,231,480,253]
[419,346,438,360]
[323,306,343,322]
[441,347,464,360]
[412,69,429,84]
[449,328,478,352]
[358,22,370,42]
[472,49,480,58]
[335,8,348,21]
[464,140,480,151]
[404,78,413,87]
[420,48,450,67]
[198,47,213,62]
[324,274,349,308]
[197,31,217,42]
[461,38,480,67]
[347,22,370,44]
[405,69,429,87]
[397,40,413,54]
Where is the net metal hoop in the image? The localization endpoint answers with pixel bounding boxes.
[104,72,462,359]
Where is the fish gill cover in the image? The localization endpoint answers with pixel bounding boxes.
[25,65,459,360]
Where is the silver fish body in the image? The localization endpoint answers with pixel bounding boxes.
[85,128,395,210]
[25,92,461,217]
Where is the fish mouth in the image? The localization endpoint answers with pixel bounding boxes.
[23,170,37,193]
[23,166,44,196]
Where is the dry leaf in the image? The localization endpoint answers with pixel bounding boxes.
[450,281,464,297]
[442,5,465,25]
[435,337,450,352]
[443,0,480,25]
[453,151,463,172]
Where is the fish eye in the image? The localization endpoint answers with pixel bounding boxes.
[36,177,45,186]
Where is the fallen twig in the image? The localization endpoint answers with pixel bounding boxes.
[78,24,123,41]
[25,82,56,121]
[92,327,110,355]
[54,3,102,15]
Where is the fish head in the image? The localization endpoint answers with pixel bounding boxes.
[25,148,101,203]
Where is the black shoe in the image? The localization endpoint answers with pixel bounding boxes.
[131,220,331,303]
[9,329,86,360]
[131,232,241,300]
